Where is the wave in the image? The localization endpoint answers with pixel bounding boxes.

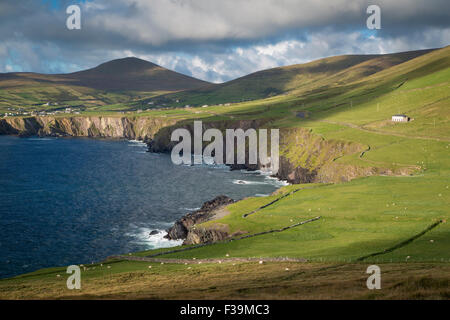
[253,169,276,176]
[181,207,201,211]
[232,178,288,187]
[232,179,267,185]
[238,169,289,186]
[264,175,289,186]
[126,227,183,249]
[127,140,147,147]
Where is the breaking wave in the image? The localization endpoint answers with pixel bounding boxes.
[126,227,183,249]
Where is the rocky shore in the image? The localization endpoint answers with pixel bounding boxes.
[165,195,235,244]
[146,121,386,184]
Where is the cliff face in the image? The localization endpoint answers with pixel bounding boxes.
[147,120,378,184]
[1,115,405,184]
[0,116,176,141]
[148,119,271,153]
[276,127,372,183]
[165,195,235,244]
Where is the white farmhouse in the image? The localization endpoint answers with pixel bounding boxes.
[391,114,410,122]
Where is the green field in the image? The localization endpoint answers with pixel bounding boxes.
[0,46,449,299]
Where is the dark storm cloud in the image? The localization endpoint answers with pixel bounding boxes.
[0,0,449,81]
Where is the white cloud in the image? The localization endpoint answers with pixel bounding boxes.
[121,27,450,83]
[75,0,450,47]
[0,1,449,80]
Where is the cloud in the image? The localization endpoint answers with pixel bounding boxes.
[77,0,449,46]
[0,0,449,81]
[123,27,450,83]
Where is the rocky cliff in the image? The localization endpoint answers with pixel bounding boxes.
[165,195,235,244]
[148,119,271,153]
[0,116,176,141]
[1,116,380,184]
[146,119,384,184]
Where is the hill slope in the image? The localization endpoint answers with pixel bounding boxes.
[64,57,210,91]
[160,48,435,106]
[130,45,450,265]
[0,57,210,109]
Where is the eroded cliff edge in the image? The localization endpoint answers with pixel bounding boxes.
[0,116,176,141]
[0,116,397,184]
[146,119,402,184]
[165,195,236,245]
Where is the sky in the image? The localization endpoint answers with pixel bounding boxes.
[0,0,449,83]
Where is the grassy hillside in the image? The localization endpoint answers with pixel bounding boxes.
[153,48,435,106]
[1,46,449,299]
[66,57,210,91]
[150,46,450,262]
[0,57,210,111]
[1,261,448,299]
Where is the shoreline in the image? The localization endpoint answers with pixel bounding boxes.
[0,134,288,278]
[146,152,289,247]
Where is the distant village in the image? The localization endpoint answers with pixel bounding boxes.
[0,99,238,118]
[143,99,232,110]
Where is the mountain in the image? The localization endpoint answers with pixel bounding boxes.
[164,48,436,106]
[0,57,210,108]
[63,57,210,91]
[0,48,441,110]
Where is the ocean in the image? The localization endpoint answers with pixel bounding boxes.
[0,135,285,278]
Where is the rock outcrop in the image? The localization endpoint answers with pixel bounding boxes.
[1,116,386,184]
[146,120,378,184]
[0,116,176,141]
[184,226,231,245]
[165,195,235,241]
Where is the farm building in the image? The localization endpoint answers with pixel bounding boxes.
[391,114,410,122]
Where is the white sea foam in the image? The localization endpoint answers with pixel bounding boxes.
[239,169,289,186]
[232,178,288,187]
[128,140,147,147]
[232,179,267,185]
[265,175,289,186]
[127,227,183,249]
[181,207,201,211]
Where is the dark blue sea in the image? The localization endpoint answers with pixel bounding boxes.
[0,136,285,278]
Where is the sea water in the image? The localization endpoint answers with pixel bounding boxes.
[0,136,285,278]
